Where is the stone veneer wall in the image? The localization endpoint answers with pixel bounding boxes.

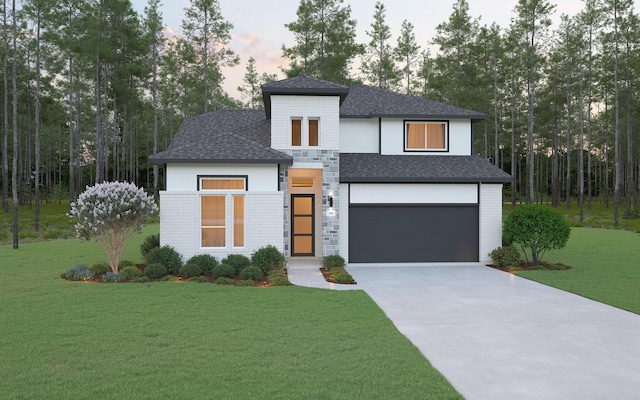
[279,149,340,258]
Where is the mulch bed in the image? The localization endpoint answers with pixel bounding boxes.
[319,268,357,284]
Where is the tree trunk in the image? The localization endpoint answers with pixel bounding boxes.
[2,0,9,213]
[11,0,18,248]
[34,3,41,231]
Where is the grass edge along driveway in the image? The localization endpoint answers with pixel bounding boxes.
[0,228,462,400]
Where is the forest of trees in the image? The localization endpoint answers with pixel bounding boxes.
[1,0,639,248]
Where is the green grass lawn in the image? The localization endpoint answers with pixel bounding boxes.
[0,225,461,400]
[517,227,640,315]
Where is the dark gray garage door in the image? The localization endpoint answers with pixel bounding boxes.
[349,205,479,263]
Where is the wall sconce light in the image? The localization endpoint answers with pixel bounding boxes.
[327,193,336,216]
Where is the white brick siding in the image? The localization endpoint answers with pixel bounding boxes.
[159,191,285,262]
[480,184,504,264]
[338,183,350,261]
[270,95,340,151]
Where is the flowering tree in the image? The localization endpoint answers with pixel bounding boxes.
[69,182,158,273]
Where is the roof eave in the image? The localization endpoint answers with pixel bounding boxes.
[340,177,511,183]
[148,157,294,165]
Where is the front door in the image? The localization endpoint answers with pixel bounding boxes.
[291,194,314,256]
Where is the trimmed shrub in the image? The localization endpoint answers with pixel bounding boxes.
[212,263,236,279]
[120,265,142,280]
[160,275,180,282]
[140,234,160,258]
[236,279,255,287]
[189,276,208,283]
[180,263,203,279]
[322,255,345,270]
[330,268,354,284]
[64,264,95,281]
[267,269,291,286]
[239,266,263,281]
[102,271,125,283]
[215,277,234,285]
[489,246,523,269]
[131,276,151,283]
[145,245,183,275]
[89,262,110,275]
[251,245,285,274]
[144,263,167,280]
[503,204,571,266]
[186,254,218,276]
[119,260,136,269]
[221,254,250,274]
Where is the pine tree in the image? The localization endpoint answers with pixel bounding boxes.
[394,20,420,95]
[282,0,363,84]
[360,1,400,90]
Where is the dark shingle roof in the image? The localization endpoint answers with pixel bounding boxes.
[340,153,511,183]
[340,85,486,121]
[262,75,349,118]
[148,110,292,164]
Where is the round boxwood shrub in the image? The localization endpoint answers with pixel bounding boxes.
[145,263,168,280]
[212,263,236,279]
[145,245,183,275]
[239,266,263,281]
[141,233,160,258]
[267,270,291,286]
[503,204,571,266]
[89,262,110,275]
[180,263,203,279]
[119,260,136,269]
[221,254,250,274]
[489,246,523,269]
[251,245,285,274]
[215,277,234,285]
[189,276,208,283]
[186,254,218,276]
[236,279,255,287]
[120,265,142,280]
[322,254,345,270]
[131,276,151,283]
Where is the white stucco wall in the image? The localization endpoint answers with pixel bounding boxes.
[339,118,379,153]
[479,184,504,265]
[380,119,472,156]
[166,164,279,192]
[270,95,340,151]
[159,191,285,261]
[349,184,478,204]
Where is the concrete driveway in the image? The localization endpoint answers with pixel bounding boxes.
[346,264,640,400]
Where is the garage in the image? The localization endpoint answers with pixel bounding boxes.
[349,204,479,263]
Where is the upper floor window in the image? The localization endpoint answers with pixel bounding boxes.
[309,119,319,146]
[292,119,302,146]
[291,118,320,147]
[405,121,448,152]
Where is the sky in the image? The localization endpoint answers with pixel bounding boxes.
[129,0,639,99]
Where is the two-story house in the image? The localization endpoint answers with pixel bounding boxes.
[149,75,511,265]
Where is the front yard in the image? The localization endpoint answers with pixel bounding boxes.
[517,227,640,315]
[0,225,461,399]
